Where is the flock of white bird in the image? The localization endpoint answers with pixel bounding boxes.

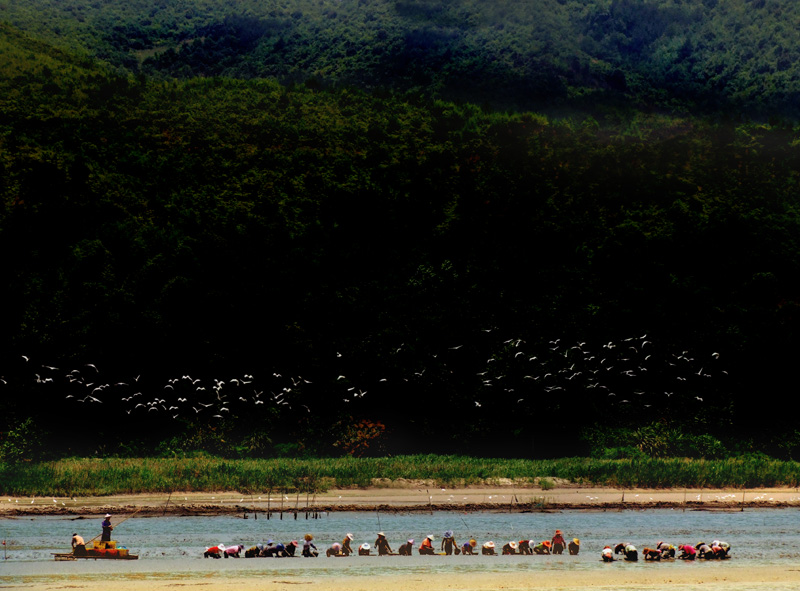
[6,330,726,424]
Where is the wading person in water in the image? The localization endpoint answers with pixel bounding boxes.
[568,538,580,555]
[341,533,354,556]
[441,530,458,555]
[551,530,566,554]
[375,532,393,555]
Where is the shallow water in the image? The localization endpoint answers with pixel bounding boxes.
[1,509,799,588]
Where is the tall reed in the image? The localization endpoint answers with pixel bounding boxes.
[1,455,798,496]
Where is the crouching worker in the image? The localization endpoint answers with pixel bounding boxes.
[696,542,714,559]
[711,540,730,559]
[245,544,263,558]
[462,539,477,555]
[285,540,299,557]
[399,539,414,555]
[568,538,580,555]
[358,543,371,556]
[656,542,676,559]
[678,544,696,560]
[419,535,435,555]
[326,542,343,557]
[642,547,661,561]
[224,544,244,558]
[481,541,496,555]
[518,540,532,555]
[601,546,614,562]
[72,533,86,556]
[533,540,551,555]
[204,544,224,558]
[614,543,638,561]
[502,541,518,555]
[302,534,318,557]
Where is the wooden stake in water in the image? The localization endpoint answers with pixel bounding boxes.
[163,491,172,516]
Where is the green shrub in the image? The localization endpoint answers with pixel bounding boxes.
[0,418,46,464]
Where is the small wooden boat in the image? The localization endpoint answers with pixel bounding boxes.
[53,539,138,560]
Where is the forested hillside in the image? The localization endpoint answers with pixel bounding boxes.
[3,0,800,116]
[1,1,799,460]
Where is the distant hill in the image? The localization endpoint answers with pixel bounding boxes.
[2,0,800,117]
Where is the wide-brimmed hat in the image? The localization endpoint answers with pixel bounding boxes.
[290,540,298,546]
[426,534,434,540]
[304,534,314,541]
[543,540,552,547]
[509,541,518,549]
[484,541,495,548]
[104,513,112,518]
[407,539,414,544]
[377,532,385,537]
[346,533,354,540]
[573,538,580,545]
[360,543,370,550]
[444,530,454,538]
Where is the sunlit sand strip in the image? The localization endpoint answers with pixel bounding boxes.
[20,565,800,591]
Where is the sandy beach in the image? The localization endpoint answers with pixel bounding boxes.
[16,565,800,591]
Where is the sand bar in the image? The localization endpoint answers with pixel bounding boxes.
[2,485,799,516]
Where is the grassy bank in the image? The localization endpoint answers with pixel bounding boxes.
[1,455,798,496]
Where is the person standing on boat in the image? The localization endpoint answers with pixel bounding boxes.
[72,533,86,556]
[101,514,113,542]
